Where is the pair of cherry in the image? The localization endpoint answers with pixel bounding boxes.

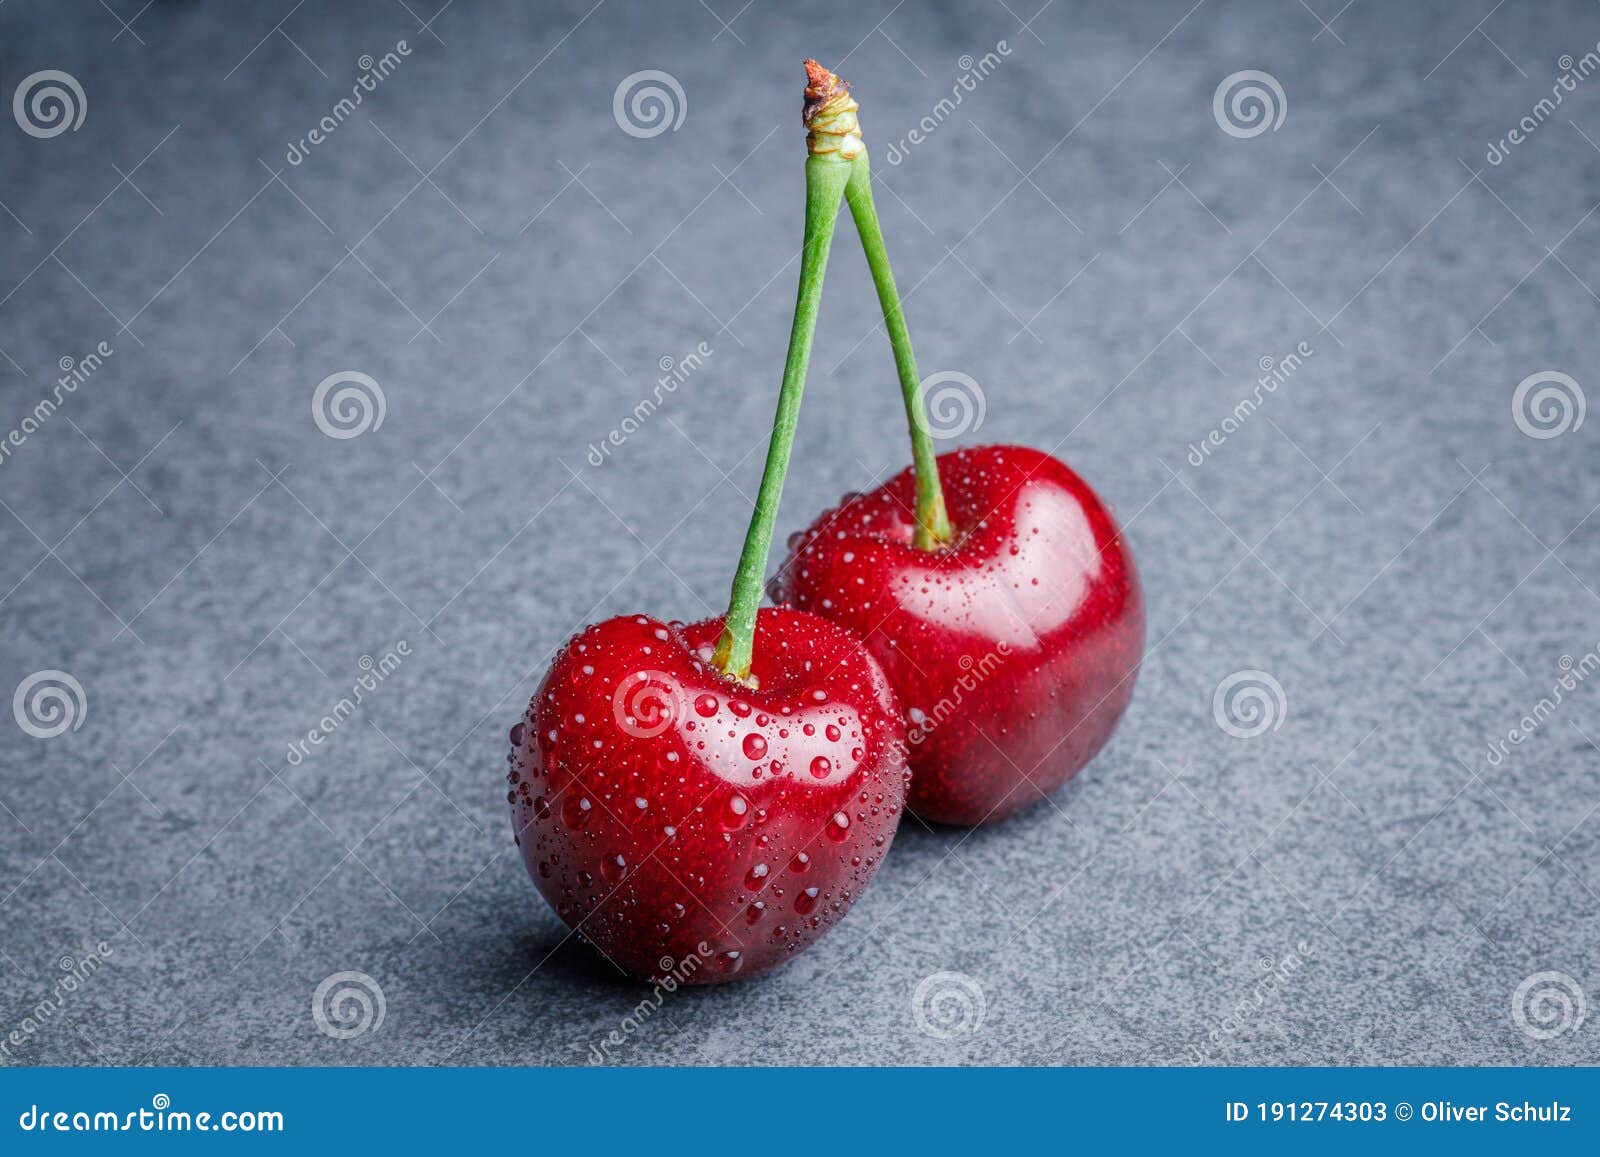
[506,64,1143,983]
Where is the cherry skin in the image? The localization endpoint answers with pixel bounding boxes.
[508,607,908,983]
[774,444,1143,826]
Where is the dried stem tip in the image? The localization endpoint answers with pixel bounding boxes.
[803,60,863,160]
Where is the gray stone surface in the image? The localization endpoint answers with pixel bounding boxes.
[0,0,1597,1067]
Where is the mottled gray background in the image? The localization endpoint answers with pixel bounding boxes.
[0,0,1596,1067]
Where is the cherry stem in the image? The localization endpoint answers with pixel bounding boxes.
[843,152,953,550]
[712,154,851,681]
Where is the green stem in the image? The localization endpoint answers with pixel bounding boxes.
[713,155,851,681]
[843,151,952,549]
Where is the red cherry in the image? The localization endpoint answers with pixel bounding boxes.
[509,607,907,983]
[775,444,1143,826]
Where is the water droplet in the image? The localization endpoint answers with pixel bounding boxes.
[827,811,850,841]
[744,863,770,890]
[694,693,719,718]
[795,886,820,914]
[600,853,626,883]
[508,722,526,747]
[809,756,832,779]
[715,950,744,974]
[742,734,768,760]
[562,796,593,830]
[825,724,841,742]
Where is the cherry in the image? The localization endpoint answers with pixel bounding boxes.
[508,609,906,982]
[769,65,1143,825]
[508,62,906,982]
[776,449,1142,827]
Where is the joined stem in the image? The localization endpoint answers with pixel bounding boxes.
[843,153,952,549]
[712,154,851,681]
